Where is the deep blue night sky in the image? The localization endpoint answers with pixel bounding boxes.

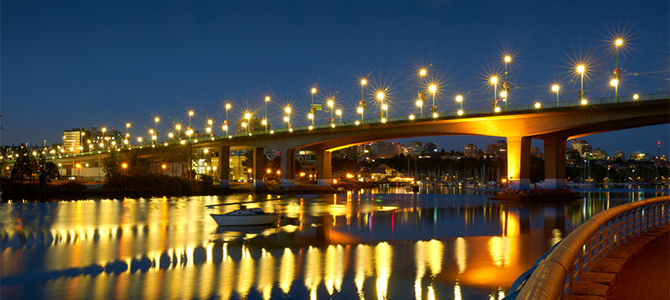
[2,0,668,156]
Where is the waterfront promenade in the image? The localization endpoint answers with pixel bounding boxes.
[608,234,669,300]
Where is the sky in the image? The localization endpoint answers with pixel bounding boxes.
[2,0,669,157]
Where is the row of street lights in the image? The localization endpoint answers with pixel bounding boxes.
[114,39,628,143]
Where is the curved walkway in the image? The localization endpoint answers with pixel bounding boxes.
[607,234,669,300]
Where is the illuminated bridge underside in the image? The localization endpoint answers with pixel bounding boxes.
[198,99,668,189]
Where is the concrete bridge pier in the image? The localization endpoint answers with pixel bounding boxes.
[542,138,567,189]
[253,147,264,188]
[280,148,296,187]
[218,146,230,188]
[506,136,531,190]
[316,149,332,186]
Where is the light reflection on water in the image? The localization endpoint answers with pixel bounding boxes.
[1,189,667,299]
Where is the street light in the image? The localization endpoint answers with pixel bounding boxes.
[633,94,639,100]
[360,79,367,122]
[504,56,511,110]
[419,69,427,95]
[245,113,251,134]
[456,95,463,115]
[577,65,585,99]
[310,88,317,126]
[416,99,423,117]
[188,111,194,128]
[284,106,291,129]
[336,109,342,123]
[377,92,386,119]
[429,84,437,116]
[137,137,143,147]
[327,99,334,123]
[610,79,619,102]
[552,85,560,106]
[126,123,131,138]
[490,77,498,108]
[265,96,270,132]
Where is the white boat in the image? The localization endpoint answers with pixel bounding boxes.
[210,207,279,226]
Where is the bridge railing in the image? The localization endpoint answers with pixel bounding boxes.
[512,196,669,300]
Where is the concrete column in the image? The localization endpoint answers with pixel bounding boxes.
[507,136,532,190]
[316,149,332,186]
[218,146,230,188]
[253,147,264,188]
[543,138,567,189]
[280,148,296,187]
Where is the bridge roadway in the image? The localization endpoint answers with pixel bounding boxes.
[45,94,670,188]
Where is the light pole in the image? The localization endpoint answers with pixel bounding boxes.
[491,77,498,108]
[504,56,511,110]
[102,127,107,149]
[614,39,623,103]
[419,69,427,95]
[610,79,618,102]
[327,98,334,124]
[377,92,385,119]
[381,103,388,122]
[245,113,251,134]
[265,96,270,132]
[360,79,367,122]
[154,117,160,145]
[416,98,423,117]
[225,103,231,136]
[208,119,213,136]
[577,65,585,100]
[552,85,560,106]
[429,84,437,117]
[456,95,463,115]
[310,88,316,126]
[137,137,143,147]
[336,109,342,123]
[176,124,181,140]
[284,106,291,130]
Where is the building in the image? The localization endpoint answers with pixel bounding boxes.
[464,143,479,158]
[393,143,405,156]
[613,151,625,161]
[62,128,86,154]
[333,146,358,158]
[423,142,438,154]
[592,148,608,160]
[371,141,396,158]
[570,139,592,157]
[629,151,650,161]
[485,140,507,158]
[404,141,423,156]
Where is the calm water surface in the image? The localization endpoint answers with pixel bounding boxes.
[1,188,667,299]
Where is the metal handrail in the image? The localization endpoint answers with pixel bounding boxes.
[515,196,670,300]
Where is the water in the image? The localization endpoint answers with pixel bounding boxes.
[1,188,667,300]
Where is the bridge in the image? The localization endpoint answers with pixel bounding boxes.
[37,93,670,189]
